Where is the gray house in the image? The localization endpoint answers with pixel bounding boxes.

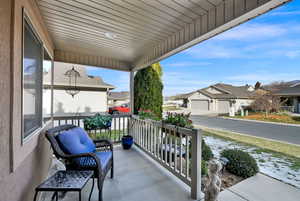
[275,83,300,113]
[175,83,255,115]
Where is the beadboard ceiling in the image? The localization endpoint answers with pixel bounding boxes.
[37,0,290,71]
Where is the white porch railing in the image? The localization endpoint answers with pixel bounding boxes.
[47,114,202,199]
[48,114,131,143]
[280,106,295,113]
[130,116,202,200]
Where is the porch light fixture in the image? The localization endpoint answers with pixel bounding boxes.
[104,32,117,39]
[64,66,80,98]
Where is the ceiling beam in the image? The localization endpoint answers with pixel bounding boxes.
[54,50,132,71]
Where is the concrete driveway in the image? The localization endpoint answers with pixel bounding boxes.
[191,115,300,145]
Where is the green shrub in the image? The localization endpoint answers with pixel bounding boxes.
[202,139,213,161]
[163,112,193,128]
[189,160,208,176]
[221,149,259,178]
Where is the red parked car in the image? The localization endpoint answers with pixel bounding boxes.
[109,104,130,114]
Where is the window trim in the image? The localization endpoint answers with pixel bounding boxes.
[21,8,44,143]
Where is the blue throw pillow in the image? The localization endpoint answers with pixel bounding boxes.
[57,127,96,155]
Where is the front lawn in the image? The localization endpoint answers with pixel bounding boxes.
[202,128,300,188]
[163,105,182,111]
[231,112,300,125]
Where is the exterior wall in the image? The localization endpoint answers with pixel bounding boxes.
[234,99,254,113]
[189,92,216,115]
[188,92,253,115]
[0,1,54,201]
[44,89,108,115]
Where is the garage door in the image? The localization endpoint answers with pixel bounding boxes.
[217,100,230,114]
[191,100,209,115]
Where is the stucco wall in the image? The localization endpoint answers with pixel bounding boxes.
[43,89,108,115]
[0,0,54,201]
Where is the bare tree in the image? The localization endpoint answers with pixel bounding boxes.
[250,92,285,116]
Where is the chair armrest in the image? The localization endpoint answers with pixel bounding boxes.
[65,152,102,171]
[93,139,113,151]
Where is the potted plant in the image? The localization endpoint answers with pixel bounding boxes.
[122,135,133,150]
[83,113,112,131]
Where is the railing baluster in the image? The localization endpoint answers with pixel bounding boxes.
[169,129,172,167]
[118,116,121,142]
[164,129,168,163]
[185,135,189,178]
[160,126,163,161]
[174,130,177,172]
[113,117,116,142]
[180,133,183,175]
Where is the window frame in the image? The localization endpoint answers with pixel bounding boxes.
[21,9,44,142]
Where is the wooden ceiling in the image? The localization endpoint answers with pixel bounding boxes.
[37,0,290,71]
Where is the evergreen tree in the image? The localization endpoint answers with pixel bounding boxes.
[134,63,163,118]
[255,81,261,90]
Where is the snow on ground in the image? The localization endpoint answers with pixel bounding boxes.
[203,135,300,188]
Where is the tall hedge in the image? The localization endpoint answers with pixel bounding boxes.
[134,63,163,118]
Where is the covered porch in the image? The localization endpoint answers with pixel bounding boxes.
[48,146,193,201]
[0,0,293,201]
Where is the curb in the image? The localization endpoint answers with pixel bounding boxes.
[194,125,300,147]
[220,116,300,128]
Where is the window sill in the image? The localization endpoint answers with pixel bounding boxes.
[22,121,51,145]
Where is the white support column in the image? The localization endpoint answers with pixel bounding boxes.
[130,71,134,114]
[191,129,202,200]
[50,59,54,124]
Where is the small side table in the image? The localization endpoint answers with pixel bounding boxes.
[33,170,94,201]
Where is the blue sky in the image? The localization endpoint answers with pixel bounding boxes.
[87,0,300,96]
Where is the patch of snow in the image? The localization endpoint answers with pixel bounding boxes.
[203,135,300,188]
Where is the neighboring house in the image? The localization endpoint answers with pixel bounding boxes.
[275,83,300,113]
[43,62,115,116]
[108,91,130,106]
[174,83,255,115]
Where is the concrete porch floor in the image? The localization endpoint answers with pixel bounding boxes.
[44,146,300,201]
[53,145,194,201]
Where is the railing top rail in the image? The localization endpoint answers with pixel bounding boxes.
[52,114,132,120]
[131,115,197,136]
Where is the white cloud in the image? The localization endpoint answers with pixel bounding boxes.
[226,72,300,83]
[285,50,300,58]
[270,10,300,16]
[162,72,215,96]
[214,23,286,41]
[162,61,211,68]
[184,44,248,59]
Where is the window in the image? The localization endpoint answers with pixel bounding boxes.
[23,16,43,139]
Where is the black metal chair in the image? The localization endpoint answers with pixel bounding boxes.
[45,124,114,201]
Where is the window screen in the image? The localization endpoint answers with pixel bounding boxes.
[23,18,43,139]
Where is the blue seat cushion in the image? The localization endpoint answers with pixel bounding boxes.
[56,127,96,154]
[76,151,112,170]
